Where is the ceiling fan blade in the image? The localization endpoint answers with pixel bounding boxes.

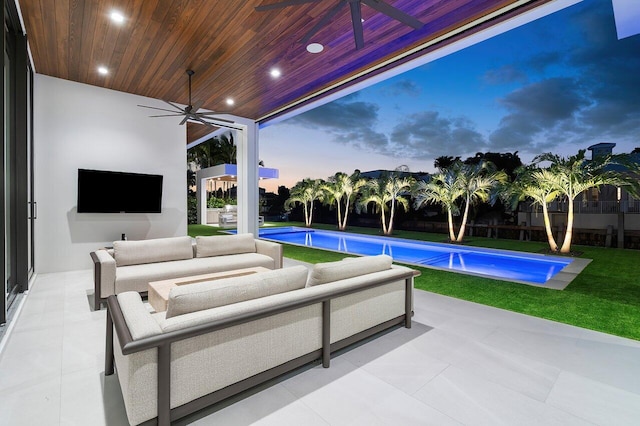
[362,0,423,29]
[350,1,365,50]
[148,114,185,118]
[137,105,182,114]
[164,100,186,112]
[300,1,347,45]
[255,0,319,11]
[179,115,190,125]
[192,116,216,127]
[191,101,203,114]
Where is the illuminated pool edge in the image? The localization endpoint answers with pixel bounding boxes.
[254,227,592,290]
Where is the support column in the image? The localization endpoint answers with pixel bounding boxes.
[195,170,208,225]
[235,121,259,236]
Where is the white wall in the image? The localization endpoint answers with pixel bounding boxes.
[34,75,187,272]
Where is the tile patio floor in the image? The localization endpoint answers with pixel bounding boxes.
[1,258,639,425]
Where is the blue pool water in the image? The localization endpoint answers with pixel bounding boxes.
[257,227,573,285]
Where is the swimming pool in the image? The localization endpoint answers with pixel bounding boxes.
[256,227,586,289]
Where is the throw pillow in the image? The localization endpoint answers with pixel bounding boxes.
[195,233,256,258]
[165,265,309,318]
[306,254,393,287]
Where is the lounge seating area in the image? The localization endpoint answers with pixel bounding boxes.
[91,234,282,310]
[107,253,416,425]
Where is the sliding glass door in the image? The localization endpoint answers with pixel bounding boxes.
[2,1,32,324]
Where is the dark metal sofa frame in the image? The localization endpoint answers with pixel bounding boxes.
[105,270,416,426]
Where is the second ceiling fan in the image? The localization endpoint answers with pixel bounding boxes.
[138,70,233,127]
[256,0,424,50]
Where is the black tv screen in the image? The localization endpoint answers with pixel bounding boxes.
[77,169,163,213]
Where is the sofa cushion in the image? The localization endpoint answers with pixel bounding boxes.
[306,254,393,287]
[196,233,256,258]
[165,265,309,318]
[113,236,193,267]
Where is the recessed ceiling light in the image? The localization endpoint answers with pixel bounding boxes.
[270,68,281,78]
[110,11,125,24]
[97,66,109,75]
[226,98,235,106]
[306,43,324,54]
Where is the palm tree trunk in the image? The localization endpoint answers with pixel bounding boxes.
[341,198,350,230]
[337,200,344,231]
[456,196,471,242]
[308,200,314,227]
[447,209,456,242]
[542,202,558,251]
[304,202,310,227]
[387,199,396,235]
[381,205,388,235]
[560,197,574,253]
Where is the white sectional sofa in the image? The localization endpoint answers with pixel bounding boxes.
[105,255,417,425]
[91,234,282,310]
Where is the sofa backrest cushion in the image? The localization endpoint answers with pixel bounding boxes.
[195,233,256,258]
[165,265,309,318]
[306,254,393,287]
[113,236,193,267]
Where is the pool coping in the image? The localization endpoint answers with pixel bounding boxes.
[254,226,593,290]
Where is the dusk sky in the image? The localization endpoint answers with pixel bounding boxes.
[258,0,640,193]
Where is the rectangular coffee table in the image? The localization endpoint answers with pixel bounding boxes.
[148,266,270,312]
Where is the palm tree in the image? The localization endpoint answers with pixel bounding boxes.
[455,161,508,242]
[358,174,414,235]
[414,161,506,242]
[187,137,217,169]
[323,171,366,231]
[285,179,325,227]
[216,133,237,164]
[413,168,464,242]
[534,150,622,253]
[503,165,563,251]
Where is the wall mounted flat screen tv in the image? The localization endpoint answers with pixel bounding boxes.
[77,169,163,213]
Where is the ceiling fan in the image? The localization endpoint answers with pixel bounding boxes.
[138,70,233,127]
[255,0,423,50]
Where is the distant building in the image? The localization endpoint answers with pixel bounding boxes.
[359,169,430,182]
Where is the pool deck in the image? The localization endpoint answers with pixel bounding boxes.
[1,258,638,425]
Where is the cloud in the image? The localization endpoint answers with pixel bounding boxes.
[482,65,528,85]
[379,79,422,97]
[288,98,388,149]
[488,77,589,151]
[489,1,640,153]
[389,111,487,159]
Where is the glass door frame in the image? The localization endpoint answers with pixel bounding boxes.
[2,0,30,324]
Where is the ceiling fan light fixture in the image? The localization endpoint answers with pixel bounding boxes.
[306,43,324,53]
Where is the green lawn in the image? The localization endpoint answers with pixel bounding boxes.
[188,223,640,341]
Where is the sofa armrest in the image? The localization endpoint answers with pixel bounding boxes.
[91,249,117,309]
[255,239,283,269]
[117,292,163,340]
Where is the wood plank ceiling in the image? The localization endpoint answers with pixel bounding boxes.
[19,0,550,144]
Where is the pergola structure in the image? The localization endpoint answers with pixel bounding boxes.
[195,163,279,226]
